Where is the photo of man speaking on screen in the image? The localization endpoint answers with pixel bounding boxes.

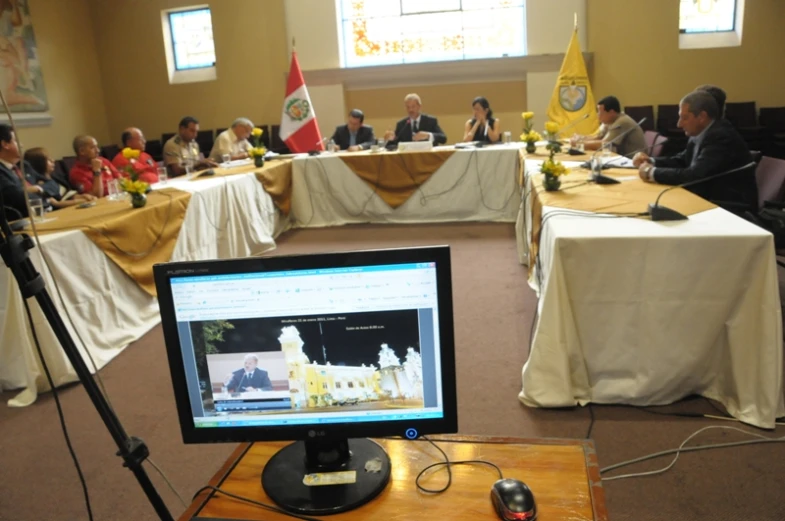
[225,354,273,393]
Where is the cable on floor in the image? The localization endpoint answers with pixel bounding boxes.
[600,425,785,482]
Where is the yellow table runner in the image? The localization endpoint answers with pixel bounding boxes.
[339,150,455,209]
[22,188,191,296]
[190,160,293,215]
[528,168,717,270]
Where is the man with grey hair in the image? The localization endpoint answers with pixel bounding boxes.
[633,90,756,210]
[383,93,447,147]
[226,353,273,393]
[210,117,254,162]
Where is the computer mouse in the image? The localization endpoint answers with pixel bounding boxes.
[490,478,537,521]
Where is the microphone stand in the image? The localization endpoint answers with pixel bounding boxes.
[0,209,174,520]
[587,117,648,185]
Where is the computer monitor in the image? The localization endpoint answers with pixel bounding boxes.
[154,246,458,515]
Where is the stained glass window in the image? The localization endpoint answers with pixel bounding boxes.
[169,8,216,70]
[338,0,526,68]
[679,0,736,34]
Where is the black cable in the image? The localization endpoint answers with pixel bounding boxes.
[415,435,504,494]
[586,404,595,439]
[21,297,94,521]
[190,485,323,521]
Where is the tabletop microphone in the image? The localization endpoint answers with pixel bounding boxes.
[308,137,330,156]
[587,118,647,184]
[559,113,590,138]
[648,161,757,221]
[385,119,411,150]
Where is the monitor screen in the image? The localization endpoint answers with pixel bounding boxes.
[154,246,457,445]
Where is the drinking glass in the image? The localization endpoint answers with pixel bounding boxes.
[157,166,168,184]
[502,131,512,145]
[106,179,119,200]
[222,153,231,166]
[30,198,44,222]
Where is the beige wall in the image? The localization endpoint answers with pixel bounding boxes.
[587,0,785,109]
[17,0,109,158]
[347,82,526,145]
[88,0,290,145]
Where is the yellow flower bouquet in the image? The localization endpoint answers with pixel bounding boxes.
[119,178,150,208]
[250,128,267,167]
[521,112,538,153]
[543,121,563,157]
[120,147,141,180]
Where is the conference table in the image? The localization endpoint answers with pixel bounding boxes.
[289,145,523,226]
[0,161,291,407]
[516,160,785,429]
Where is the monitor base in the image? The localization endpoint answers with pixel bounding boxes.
[262,438,391,515]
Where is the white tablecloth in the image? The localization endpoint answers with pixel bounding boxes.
[290,145,522,227]
[0,172,286,406]
[516,164,785,428]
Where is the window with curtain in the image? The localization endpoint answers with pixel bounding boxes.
[338,0,526,68]
[679,0,737,33]
[168,8,216,70]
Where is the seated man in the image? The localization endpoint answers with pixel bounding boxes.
[572,95,645,157]
[0,126,94,220]
[331,109,375,151]
[633,90,757,210]
[69,135,122,198]
[383,93,447,147]
[210,117,254,162]
[225,354,273,393]
[163,116,217,177]
[112,127,159,184]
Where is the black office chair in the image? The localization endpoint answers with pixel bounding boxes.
[625,106,655,131]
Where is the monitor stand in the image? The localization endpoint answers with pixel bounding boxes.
[262,438,391,515]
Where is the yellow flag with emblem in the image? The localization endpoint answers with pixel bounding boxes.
[546,28,599,137]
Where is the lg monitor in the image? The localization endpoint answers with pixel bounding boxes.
[154,246,458,515]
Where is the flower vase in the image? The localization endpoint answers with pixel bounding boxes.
[526,142,537,154]
[543,173,561,192]
[254,155,265,168]
[131,193,147,208]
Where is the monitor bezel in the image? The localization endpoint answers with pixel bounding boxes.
[154,245,458,445]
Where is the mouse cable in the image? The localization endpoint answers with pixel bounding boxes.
[190,485,323,521]
[415,435,504,494]
[600,425,785,482]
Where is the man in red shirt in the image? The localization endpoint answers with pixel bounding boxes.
[69,135,122,198]
[112,127,159,184]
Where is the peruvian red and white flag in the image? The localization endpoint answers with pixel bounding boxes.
[280,51,323,153]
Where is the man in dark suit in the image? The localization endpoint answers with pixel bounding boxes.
[226,354,273,393]
[383,93,447,147]
[331,109,375,151]
[633,90,756,211]
[0,123,48,220]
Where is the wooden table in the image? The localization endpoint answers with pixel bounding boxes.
[180,435,608,520]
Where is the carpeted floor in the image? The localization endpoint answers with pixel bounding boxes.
[1,222,784,520]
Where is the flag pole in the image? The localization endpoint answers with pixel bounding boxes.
[292,37,296,51]
[574,12,577,31]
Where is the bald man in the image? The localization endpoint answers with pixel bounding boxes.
[112,127,159,184]
[69,135,122,198]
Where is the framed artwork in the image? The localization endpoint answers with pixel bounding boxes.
[0,0,51,126]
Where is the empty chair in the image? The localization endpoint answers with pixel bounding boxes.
[624,106,654,131]
[755,156,785,210]
[196,129,214,157]
[725,102,758,128]
[268,124,289,154]
[100,144,120,160]
[644,130,668,157]
[656,104,680,134]
[759,107,785,132]
[145,139,163,162]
